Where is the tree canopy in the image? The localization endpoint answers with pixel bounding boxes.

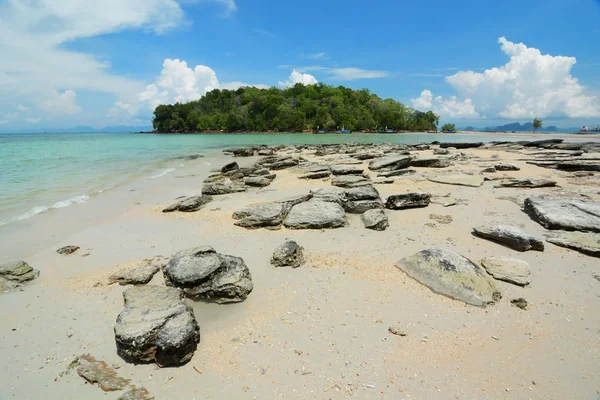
[440,123,456,132]
[533,118,542,131]
[152,83,439,133]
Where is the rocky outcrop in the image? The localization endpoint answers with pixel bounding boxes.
[114,286,200,366]
[524,197,600,232]
[396,248,499,307]
[202,179,246,195]
[473,225,544,251]
[107,257,167,286]
[221,162,239,173]
[0,261,40,293]
[361,209,389,231]
[331,175,371,188]
[480,256,531,286]
[284,200,347,229]
[494,179,557,188]
[385,193,431,210]
[164,195,213,213]
[299,171,331,180]
[368,155,412,171]
[57,245,80,255]
[428,174,485,187]
[545,231,600,257]
[271,241,304,268]
[162,246,253,303]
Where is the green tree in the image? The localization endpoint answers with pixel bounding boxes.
[533,118,542,132]
[440,123,456,132]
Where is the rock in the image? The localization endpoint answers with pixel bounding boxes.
[430,197,457,207]
[361,209,389,231]
[368,155,412,171]
[271,241,304,268]
[433,148,449,155]
[545,231,600,257]
[178,195,213,212]
[299,171,331,180]
[522,139,563,147]
[344,185,380,201]
[107,257,167,286]
[221,162,239,173]
[410,157,452,168]
[388,325,407,336]
[258,149,274,156]
[118,387,153,400]
[428,174,484,187]
[310,188,346,204]
[331,165,364,175]
[284,200,347,229]
[162,247,253,303]
[57,245,80,255]
[385,193,431,210]
[202,179,246,195]
[524,197,600,232]
[556,161,600,172]
[480,257,531,286]
[439,142,483,149]
[233,202,286,229]
[344,199,384,214]
[494,179,557,188]
[76,354,130,391]
[481,166,497,173]
[377,169,416,178]
[473,225,544,251]
[232,147,254,157]
[244,176,273,187]
[429,214,453,224]
[253,168,270,176]
[511,298,528,310]
[494,163,520,171]
[331,175,371,188]
[373,178,395,185]
[270,159,299,170]
[396,248,499,307]
[162,202,181,213]
[0,261,40,293]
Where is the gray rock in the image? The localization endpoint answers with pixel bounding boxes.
[429,214,453,224]
[162,247,253,303]
[494,163,520,171]
[233,202,286,229]
[473,225,544,251]
[117,387,153,400]
[202,179,246,195]
[385,193,431,210]
[75,354,131,391]
[178,195,213,212]
[57,245,80,255]
[556,161,600,172]
[299,171,331,180]
[481,166,497,173]
[270,159,299,170]
[107,257,167,286]
[0,261,40,293]
[114,286,200,367]
[344,199,384,214]
[258,149,274,156]
[310,188,346,204]
[368,155,412,171]
[524,197,600,232]
[221,162,239,173]
[331,175,371,188]
[271,241,304,268]
[344,185,380,201]
[545,231,600,257]
[439,142,483,149]
[284,200,347,229]
[410,157,452,168]
[433,148,449,155]
[244,176,273,187]
[377,169,416,178]
[361,209,389,231]
[428,174,484,187]
[162,202,181,213]
[396,248,499,307]
[253,168,270,176]
[331,165,364,175]
[480,256,531,286]
[494,179,557,188]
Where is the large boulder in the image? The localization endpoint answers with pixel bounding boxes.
[480,256,531,286]
[368,155,412,171]
[233,202,286,229]
[428,174,484,187]
[271,241,304,268]
[107,257,167,286]
[385,193,431,210]
[0,261,40,293]
[494,179,557,188]
[524,197,600,232]
[396,248,499,307]
[545,231,600,258]
[361,209,389,231]
[284,200,347,229]
[473,225,544,251]
[202,179,246,195]
[162,247,253,303]
[114,286,200,367]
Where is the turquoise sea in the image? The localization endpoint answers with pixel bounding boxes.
[0,131,584,227]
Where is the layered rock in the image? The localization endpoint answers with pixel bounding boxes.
[385,193,431,210]
[331,175,371,188]
[494,179,557,188]
[368,155,412,171]
[0,261,40,293]
[284,200,347,229]
[163,195,213,213]
[428,174,484,187]
[473,225,544,251]
[524,197,600,232]
[545,231,600,257]
[202,179,246,195]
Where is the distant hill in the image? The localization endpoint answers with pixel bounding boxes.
[0,125,153,134]
[459,122,579,133]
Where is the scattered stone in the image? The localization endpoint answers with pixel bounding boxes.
[396,248,499,307]
[385,193,431,210]
[377,169,416,178]
[361,209,389,231]
[494,179,557,188]
[428,174,484,187]
[233,202,286,229]
[344,199,384,214]
[221,162,239,173]
[473,225,544,252]
[494,163,520,171]
[429,214,453,224]
[271,241,304,268]
[107,257,167,286]
[345,185,380,201]
[76,354,130,391]
[368,155,412,171]
[284,200,347,229]
[178,195,213,212]
[57,245,80,255]
[388,325,407,336]
[244,176,273,187]
[299,171,331,180]
[545,231,600,258]
[481,167,497,173]
[480,256,531,286]
[331,175,371,188]
[331,165,363,175]
[162,247,253,303]
[114,286,200,366]
[511,298,528,310]
[524,197,600,232]
[202,179,246,195]
[0,261,40,293]
[410,157,452,168]
[373,178,395,184]
[433,148,449,155]
[253,168,270,176]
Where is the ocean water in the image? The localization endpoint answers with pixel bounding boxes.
[0,131,582,227]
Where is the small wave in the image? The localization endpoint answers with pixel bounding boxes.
[5,194,90,226]
[151,168,176,179]
[13,206,50,222]
[53,195,90,209]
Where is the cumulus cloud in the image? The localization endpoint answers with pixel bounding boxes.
[414,37,600,120]
[17,105,31,113]
[278,70,318,87]
[327,68,390,80]
[412,90,480,119]
[39,90,82,115]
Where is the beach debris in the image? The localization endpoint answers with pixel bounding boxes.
[0,261,40,293]
[524,197,600,233]
[396,248,499,307]
[162,246,253,303]
[114,286,200,366]
[76,354,130,391]
[331,174,371,188]
[494,178,557,188]
[202,179,246,195]
[473,225,544,252]
[511,298,529,310]
[544,231,600,258]
[388,325,407,336]
[480,256,531,286]
[385,192,431,210]
[284,200,347,229]
[57,245,80,255]
[271,240,305,268]
[368,154,412,171]
[428,174,485,187]
[107,257,167,286]
[361,209,389,231]
[410,157,453,168]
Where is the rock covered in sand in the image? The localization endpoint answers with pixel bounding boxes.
[271,240,305,268]
[473,225,544,252]
[361,209,389,231]
[284,200,347,229]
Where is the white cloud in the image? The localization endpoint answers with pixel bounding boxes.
[278,70,318,87]
[17,105,31,113]
[302,52,330,60]
[442,37,600,119]
[412,90,480,119]
[0,120,8,125]
[39,90,82,115]
[26,118,41,124]
[327,68,390,80]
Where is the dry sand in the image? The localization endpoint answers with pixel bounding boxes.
[0,143,599,399]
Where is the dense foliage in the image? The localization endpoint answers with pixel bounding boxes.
[440,123,456,132]
[152,84,439,133]
[533,118,542,131]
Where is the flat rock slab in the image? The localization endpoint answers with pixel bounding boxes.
[107,257,167,286]
[331,165,364,175]
[480,256,531,286]
[430,197,457,207]
[76,354,131,392]
[545,231,600,257]
[377,169,416,178]
[494,163,520,171]
[298,171,331,180]
[245,176,273,187]
[114,286,200,366]
[385,193,431,210]
[361,209,389,231]
[428,174,484,187]
[284,200,347,229]
[57,245,80,255]
[524,197,600,233]
[0,261,40,293]
[344,185,380,201]
[410,157,452,168]
[473,225,544,251]
[396,248,499,307]
[494,179,557,188]
[368,155,412,171]
[344,199,384,214]
[162,247,253,303]
[439,142,483,149]
[164,195,213,213]
[556,161,600,172]
[331,175,371,188]
[271,241,304,268]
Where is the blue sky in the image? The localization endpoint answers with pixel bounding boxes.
[1,0,599,130]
